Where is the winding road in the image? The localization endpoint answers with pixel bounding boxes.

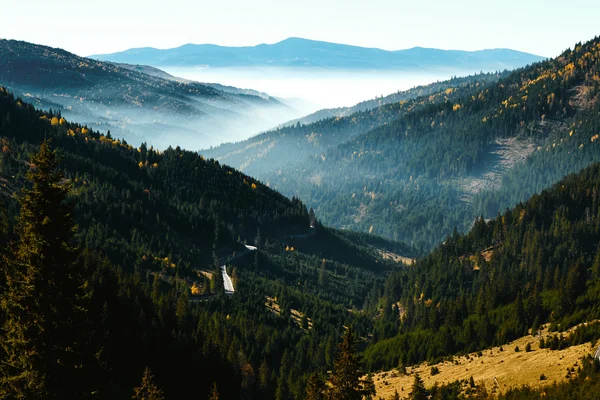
[222,265,235,294]
[221,244,257,295]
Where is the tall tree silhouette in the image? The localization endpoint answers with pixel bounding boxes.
[132,367,164,400]
[0,141,92,399]
[327,327,376,400]
[409,373,427,400]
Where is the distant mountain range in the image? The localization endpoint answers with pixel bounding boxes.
[202,37,600,250]
[0,40,305,149]
[91,37,544,71]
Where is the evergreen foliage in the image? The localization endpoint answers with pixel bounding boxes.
[208,36,600,251]
[326,328,376,400]
[0,87,403,398]
[409,374,427,400]
[132,367,165,400]
[0,141,95,399]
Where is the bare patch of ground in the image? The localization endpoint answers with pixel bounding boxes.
[197,270,213,280]
[371,323,597,399]
[462,244,499,270]
[265,296,312,332]
[353,203,368,223]
[378,250,414,265]
[570,85,598,110]
[455,137,537,203]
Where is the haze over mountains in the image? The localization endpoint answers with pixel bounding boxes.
[92,38,544,107]
[3,7,600,397]
[0,40,308,149]
[204,37,600,250]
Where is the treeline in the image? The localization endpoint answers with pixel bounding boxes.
[363,161,600,372]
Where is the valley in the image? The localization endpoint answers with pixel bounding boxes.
[1,14,600,399]
[205,38,600,251]
[0,40,306,150]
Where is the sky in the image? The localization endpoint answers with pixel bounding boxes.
[1,0,599,58]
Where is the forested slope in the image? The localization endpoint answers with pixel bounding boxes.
[202,73,504,178]
[363,162,600,373]
[0,87,413,399]
[281,73,507,127]
[259,37,600,250]
[0,39,298,149]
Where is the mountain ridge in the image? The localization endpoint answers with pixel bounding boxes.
[203,36,600,250]
[91,37,544,71]
[0,39,305,149]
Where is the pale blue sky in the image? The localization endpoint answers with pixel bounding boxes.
[1,0,598,58]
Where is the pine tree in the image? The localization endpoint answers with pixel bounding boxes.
[275,350,291,400]
[209,382,219,400]
[409,373,427,400]
[319,258,327,287]
[305,372,326,400]
[0,140,93,399]
[326,327,375,400]
[132,367,164,400]
[258,358,271,395]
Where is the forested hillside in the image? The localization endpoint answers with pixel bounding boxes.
[210,37,600,251]
[363,162,600,373]
[281,72,507,127]
[0,40,300,149]
[202,73,505,177]
[0,87,414,399]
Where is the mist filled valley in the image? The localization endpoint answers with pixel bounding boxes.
[163,66,496,109]
[2,3,600,399]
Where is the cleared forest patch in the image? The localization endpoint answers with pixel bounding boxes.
[455,137,537,203]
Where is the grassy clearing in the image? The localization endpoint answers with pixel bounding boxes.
[371,324,596,399]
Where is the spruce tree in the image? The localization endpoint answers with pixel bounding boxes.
[132,367,164,400]
[0,140,93,399]
[409,373,427,400]
[327,327,375,400]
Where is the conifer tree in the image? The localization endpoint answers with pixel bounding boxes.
[305,372,326,400]
[0,140,93,399]
[258,358,271,395]
[409,373,427,400]
[132,367,164,400]
[209,382,220,400]
[327,327,375,400]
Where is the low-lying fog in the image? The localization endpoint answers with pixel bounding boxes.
[163,66,487,110]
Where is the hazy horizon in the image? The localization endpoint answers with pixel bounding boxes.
[3,0,599,58]
[164,66,496,109]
